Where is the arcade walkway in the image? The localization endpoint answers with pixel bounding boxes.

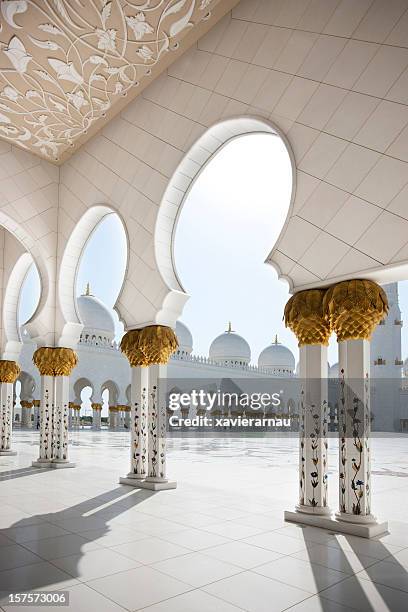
[0,432,407,612]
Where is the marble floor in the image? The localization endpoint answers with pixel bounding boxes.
[0,431,408,612]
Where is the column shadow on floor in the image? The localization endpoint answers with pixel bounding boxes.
[0,483,156,603]
[0,466,53,481]
[299,525,408,612]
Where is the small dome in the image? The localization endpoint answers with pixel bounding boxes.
[176,321,193,355]
[258,335,295,375]
[209,323,251,365]
[77,285,115,338]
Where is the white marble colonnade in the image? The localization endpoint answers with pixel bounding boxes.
[284,280,389,538]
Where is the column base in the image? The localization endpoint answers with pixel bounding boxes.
[284,509,388,539]
[296,504,332,516]
[119,476,177,490]
[0,449,17,456]
[32,460,75,469]
[125,472,147,480]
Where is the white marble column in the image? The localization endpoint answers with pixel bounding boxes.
[145,364,176,489]
[122,366,148,481]
[337,339,374,523]
[32,348,77,469]
[21,401,33,429]
[92,403,102,430]
[119,325,178,490]
[53,376,72,466]
[124,406,131,429]
[33,375,55,466]
[109,407,117,429]
[33,400,40,429]
[297,344,330,515]
[0,382,16,456]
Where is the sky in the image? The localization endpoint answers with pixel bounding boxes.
[18,133,408,369]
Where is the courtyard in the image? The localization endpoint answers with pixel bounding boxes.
[0,432,407,612]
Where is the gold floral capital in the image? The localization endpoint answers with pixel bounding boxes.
[323,279,388,341]
[20,400,33,408]
[33,347,78,376]
[0,360,21,383]
[284,290,331,346]
[91,403,102,411]
[120,325,178,366]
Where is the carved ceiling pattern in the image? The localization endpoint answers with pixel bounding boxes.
[0,0,227,162]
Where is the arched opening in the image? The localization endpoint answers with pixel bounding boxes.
[173,126,296,364]
[58,206,128,347]
[18,262,41,331]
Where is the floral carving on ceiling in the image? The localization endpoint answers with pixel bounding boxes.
[0,0,225,162]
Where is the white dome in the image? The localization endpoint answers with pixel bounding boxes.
[258,336,295,374]
[176,321,193,355]
[77,290,115,338]
[209,324,251,365]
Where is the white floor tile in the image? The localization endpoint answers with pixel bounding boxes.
[253,556,348,594]
[292,543,380,574]
[358,559,408,593]
[199,521,265,540]
[0,561,78,600]
[203,540,283,569]
[139,588,244,611]
[3,523,70,544]
[203,570,311,612]
[22,533,101,560]
[152,551,242,587]
[111,536,191,564]
[87,565,192,610]
[80,525,148,547]
[50,547,141,581]
[320,575,408,612]
[243,531,313,554]
[158,528,231,551]
[0,544,43,571]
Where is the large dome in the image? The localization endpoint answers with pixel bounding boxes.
[176,321,193,355]
[209,323,251,365]
[258,336,295,375]
[77,286,115,339]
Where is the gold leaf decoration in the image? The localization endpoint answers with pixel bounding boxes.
[323,279,388,341]
[284,289,331,346]
[0,360,21,383]
[33,347,78,376]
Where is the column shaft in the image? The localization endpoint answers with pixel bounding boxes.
[298,344,329,514]
[37,375,55,463]
[146,364,167,482]
[337,339,373,522]
[127,366,148,479]
[53,376,70,463]
[0,382,15,455]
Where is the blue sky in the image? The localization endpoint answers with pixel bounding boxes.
[18,133,408,367]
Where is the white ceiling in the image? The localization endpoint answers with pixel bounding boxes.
[0,0,237,163]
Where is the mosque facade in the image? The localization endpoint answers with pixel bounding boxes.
[13,283,408,433]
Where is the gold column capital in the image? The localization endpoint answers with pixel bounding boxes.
[120,325,178,366]
[33,347,78,376]
[0,360,21,383]
[91,403,102,410]
[20,400,33,408]
[33,399,40,407]
[116,404,129,411]
[323,279,388,341]
[284,289,331,346]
